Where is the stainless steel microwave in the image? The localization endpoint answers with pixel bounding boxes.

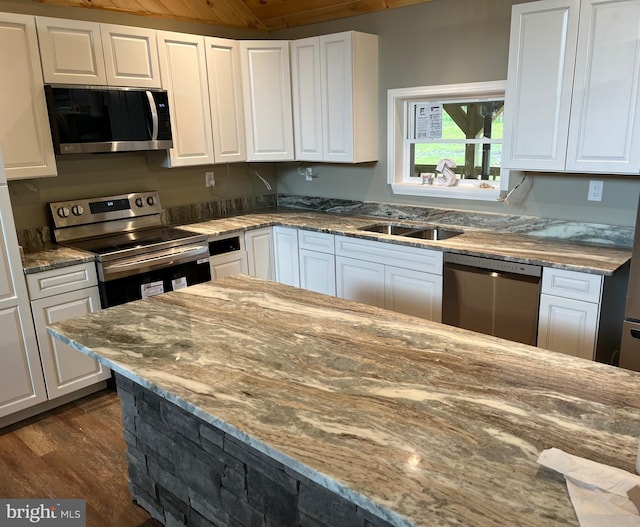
[44,85,173,154]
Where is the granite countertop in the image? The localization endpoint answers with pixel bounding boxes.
[178,210,631,275]
[21,245,96,274]
[48,275,640,527]
[22,209,631,276]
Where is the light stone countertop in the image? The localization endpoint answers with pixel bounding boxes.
[21,245,96,274]
[178,210,631,275]
[22,209,631,275]
[47,275,640,527]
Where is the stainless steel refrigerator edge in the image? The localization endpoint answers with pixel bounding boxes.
[620,195,640,371]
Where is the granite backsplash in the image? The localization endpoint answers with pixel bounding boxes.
[15,192,634,252]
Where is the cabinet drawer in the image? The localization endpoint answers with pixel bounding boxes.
[26,263,98,300]
[335,235,442,274]
[298,230,335,253]
[541,267,602,303]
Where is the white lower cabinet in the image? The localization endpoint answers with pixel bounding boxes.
[335,236,443,321]
[210,252,247,280]
[537,267,604,361]
[538,294,599,360]
[385,266,442,322]
[273,226,300,287]
[0,305,48,418]
[31,286,110,399]
[0,161,48,420]
[299,249,335,296]
[208,233,248,280]
[336,256,385,308]
[245,227,274,281]
[27,262,110,400]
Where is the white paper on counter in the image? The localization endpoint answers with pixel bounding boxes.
[538,448,640,527]
[171,276,188,290]
[141,281,164,299]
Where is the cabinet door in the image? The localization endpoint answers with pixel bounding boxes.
[502,0,579,171]
[273,226,300,287]
[205,37,246,163]
[320,31,378,163]
[336,256,385,308]
[291,37,323,161]
[158,31,214,167]
[240,41,294,161]
[0,180,47,418]
[36,17,106,85]
[299,249,336,296]
[566,0,640,173]
[209,252,248,280]
[0,14,57,179]
[0,306,48,418]
[537,294,599,360]
[385,266,442,322]
[31,287,110,400]
[245,228,274,281]
[101,24,161,88]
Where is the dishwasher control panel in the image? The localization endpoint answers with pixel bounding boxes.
[444,253,541,277]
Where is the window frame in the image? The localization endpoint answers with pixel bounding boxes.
[387,80,509,201]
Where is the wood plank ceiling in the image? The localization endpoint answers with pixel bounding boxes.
[32,0,432,31]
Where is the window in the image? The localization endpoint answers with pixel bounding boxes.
[388,81,508,201]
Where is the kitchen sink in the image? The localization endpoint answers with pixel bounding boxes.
[403,228,463,240]
[358,223,463,241]
[358,223,418,235]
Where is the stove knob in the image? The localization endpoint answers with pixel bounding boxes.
[71,205,84,216]
[57,206,70,218]
[135,197,144,208]
[146,195,156,206]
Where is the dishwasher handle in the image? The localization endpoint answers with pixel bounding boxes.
[444,252,541,278]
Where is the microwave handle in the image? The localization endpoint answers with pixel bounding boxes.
[145,91,159,141]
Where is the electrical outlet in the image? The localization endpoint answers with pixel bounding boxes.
[305,167,313,182]
[588,180,603,202]
[205,171,215,188]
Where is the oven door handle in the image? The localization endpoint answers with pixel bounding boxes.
[101,245,209,280]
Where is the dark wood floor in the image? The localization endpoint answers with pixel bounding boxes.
[0,389,162,527]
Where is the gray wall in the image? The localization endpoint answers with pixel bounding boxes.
[271,0,640,226]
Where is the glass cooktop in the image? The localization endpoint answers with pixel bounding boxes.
[65,226,200,256]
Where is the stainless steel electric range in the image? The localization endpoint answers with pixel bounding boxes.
[50,191,210,308]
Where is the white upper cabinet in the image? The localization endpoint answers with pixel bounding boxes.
[291,31,379,163]
[37,18,161,88]
[100,24,161,88]
[504,0,640,174]
[502,0,578,171]
[37,17,107,85]
[291,37,324,161]
[240,40,294,162]
[0,13,56,179]
[205,37,246,164]
[157,31,215,167]
[566,0,640,172]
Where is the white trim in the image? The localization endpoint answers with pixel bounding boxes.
[391,183,501,201]
[387,80,508,201]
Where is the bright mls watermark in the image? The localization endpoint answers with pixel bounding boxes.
[0,500,85,526]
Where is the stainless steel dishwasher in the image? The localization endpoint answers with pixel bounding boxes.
[442,253,542,345]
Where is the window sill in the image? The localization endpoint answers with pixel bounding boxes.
[390,182,501,201]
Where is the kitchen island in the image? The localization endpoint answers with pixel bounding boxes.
[47,276,640,527]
